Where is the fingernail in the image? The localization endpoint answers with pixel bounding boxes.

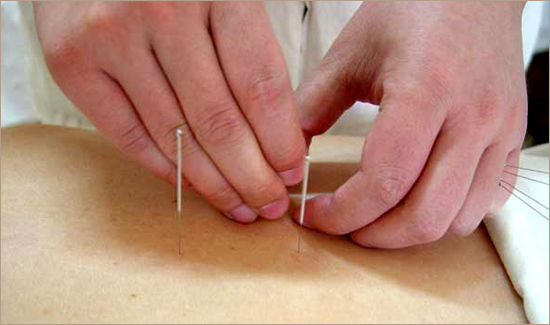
[227,204,257,223]
[259,196,289,220]
[279,167,303,186]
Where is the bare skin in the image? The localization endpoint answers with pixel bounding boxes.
[34,1,306,224]
[0,125,526,323]
[294,2,527,248]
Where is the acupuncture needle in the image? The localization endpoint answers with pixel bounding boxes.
[499,180,549,221]
[498,163,549,221]
[297,155,311,253]
[499,179,549,211]
[176,128,183,255]
[504,165,549,175]
[502,170,549,186]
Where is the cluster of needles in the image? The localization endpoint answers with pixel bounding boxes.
[498,165,549,221]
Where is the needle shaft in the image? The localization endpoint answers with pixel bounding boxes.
[504,165,549,175]
[499,181,549,221]
[176,129,183,255]
[502,170,549,186]
[298,156,311,253]
[499,179,549,211]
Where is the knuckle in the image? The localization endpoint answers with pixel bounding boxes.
[373,166,413,207]
[176,122,203,156]
[42,39,81,75]
[157,125,180,160]
[141,1,178,21]
[460,86,506,139]
[384,64,451,111]
[248,178,279,199]
[194,100,247,147]
[407,209,448,244]
[202,184,238,209]
[118,123,150,155]
[158,122,196,161]
[142,1,203,25]
[477,87,503,122]
[243,177,285,207]
[84,2,119,36]
[272,135,306,171]
[416,74,452,106]
[245,73,287,106]
[287,140,307,167]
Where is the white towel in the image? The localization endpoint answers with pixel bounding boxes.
[485,144,549,324]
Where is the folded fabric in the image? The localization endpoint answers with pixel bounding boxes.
[485,144,549,324]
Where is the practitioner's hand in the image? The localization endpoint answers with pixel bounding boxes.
[34,2,306,223]
[294,2,527,248]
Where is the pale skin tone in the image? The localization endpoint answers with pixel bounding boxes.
[34,2,307,224]
[35,1,527,248]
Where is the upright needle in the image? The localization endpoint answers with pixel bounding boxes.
[298,155,311,253]
[176,128,183,255]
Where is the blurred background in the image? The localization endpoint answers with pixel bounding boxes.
[2,1,548,147]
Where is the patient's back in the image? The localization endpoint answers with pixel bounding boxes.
[1,125,525,323]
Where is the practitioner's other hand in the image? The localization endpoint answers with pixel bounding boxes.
[295,2,526,247]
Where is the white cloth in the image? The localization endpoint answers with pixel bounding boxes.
[534,1,549,54]
[522,1,545,67]
[1,1,38,127]
[485,144,549,324]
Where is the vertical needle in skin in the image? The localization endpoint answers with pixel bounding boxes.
[176,128,183,255]
[298,156,311,253]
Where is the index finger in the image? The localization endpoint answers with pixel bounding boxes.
[152,11,289,218]
[210,2,307,186]
[293,95,446,235]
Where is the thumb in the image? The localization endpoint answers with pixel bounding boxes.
[295,3,384,142]
[295,62,356,142]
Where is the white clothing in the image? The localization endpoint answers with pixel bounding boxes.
[485,144,549,324]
